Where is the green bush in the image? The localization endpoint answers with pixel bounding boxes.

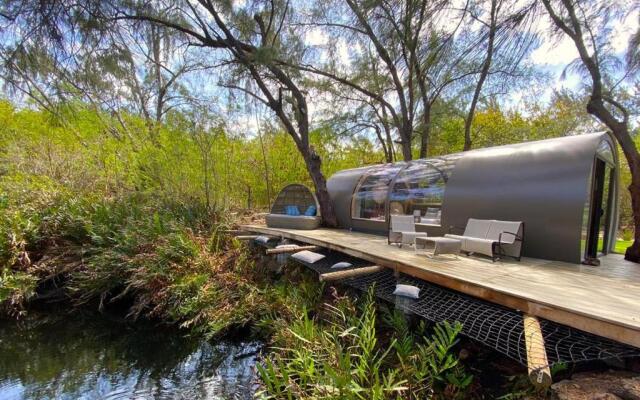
[257,288,472,400]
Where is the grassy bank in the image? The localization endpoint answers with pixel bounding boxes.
[1,173,545,398]
[0,172,288,332]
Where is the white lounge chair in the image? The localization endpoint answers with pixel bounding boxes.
[445,218,524,261]
[421,208,442,225]
[388,215,428,247]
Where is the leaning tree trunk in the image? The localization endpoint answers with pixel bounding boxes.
[586,99,640,262]
[618,139,640,262]
[541,0,640,262]
[301,147,338,227]
[627,172,640,262]
[464,0,497,152]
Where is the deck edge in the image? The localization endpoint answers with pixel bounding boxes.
[240,224,640,349]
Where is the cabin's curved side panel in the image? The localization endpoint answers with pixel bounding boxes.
[442,134,608,263]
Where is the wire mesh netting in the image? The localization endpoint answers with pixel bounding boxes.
[252,239,640,369]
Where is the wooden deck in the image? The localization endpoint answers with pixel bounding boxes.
[241,224,640,348]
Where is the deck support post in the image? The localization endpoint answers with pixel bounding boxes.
[523,314,553,389]
[319,265,385,282]
[265,245,318,255]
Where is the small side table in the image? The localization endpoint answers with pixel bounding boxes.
[415,236,462,259]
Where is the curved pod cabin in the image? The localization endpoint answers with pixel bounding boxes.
[327,132,619,263]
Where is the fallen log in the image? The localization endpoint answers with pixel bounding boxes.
[319,265,385,282]
[523,314,553,389]
[266,245,318,255]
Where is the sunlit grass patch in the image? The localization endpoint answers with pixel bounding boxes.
[613,239,632,254]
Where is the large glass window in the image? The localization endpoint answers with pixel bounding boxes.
[352,165,404,221]
[388,155,460,226]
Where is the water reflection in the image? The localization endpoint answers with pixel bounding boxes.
[0,313,260,399]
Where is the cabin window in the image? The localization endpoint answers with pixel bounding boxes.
[388,156,460,226]
[352,165,403,221]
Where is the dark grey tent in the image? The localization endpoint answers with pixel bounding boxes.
[327,132,619,263]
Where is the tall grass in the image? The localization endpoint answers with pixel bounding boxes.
[0,172,317,339]
[257,288,473,400]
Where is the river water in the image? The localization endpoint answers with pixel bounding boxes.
[0,313,260,399]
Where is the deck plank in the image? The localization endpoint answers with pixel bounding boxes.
[241,224,640,348]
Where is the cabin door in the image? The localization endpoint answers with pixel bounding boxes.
[586,158,614,259]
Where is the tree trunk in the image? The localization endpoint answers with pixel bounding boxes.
[616,131,640,262]
[302,147,337,227]
[399,131,412,161]
[419,105,431,159]
[151,25,165,123]
[399,120,413,161]
[385,126,395,162]
[256,120,272,209]
[626,174,640,262]
[586,99,640,262]
[463,72,486,151]
[380,106,395,162]
[374,125,392,163]
[464,0,497,152]
[541,0,640,262]
[203,151,211,210]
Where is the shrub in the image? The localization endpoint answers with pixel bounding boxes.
[257,288,472,400]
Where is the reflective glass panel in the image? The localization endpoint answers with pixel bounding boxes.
[388,155,460,226]
[352,164,404,221]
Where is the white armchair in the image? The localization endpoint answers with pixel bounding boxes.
[388,215,428,247]
[445,218,524,261]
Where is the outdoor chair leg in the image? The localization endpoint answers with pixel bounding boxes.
[493,244,502,262]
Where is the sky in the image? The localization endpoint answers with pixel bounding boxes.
[226,1,640,140]
[2,0,638,139]
[529,7,639,98]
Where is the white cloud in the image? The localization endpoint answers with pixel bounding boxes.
[611,9,639,53]
[530,8,639,67]
[306,28,329,46]
[530,35,579,66]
